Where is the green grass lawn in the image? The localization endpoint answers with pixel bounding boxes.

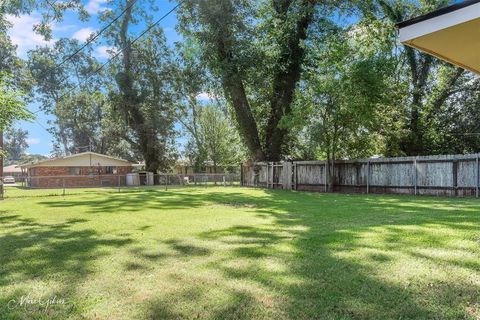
[0,186,479,319]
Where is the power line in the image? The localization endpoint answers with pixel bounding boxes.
[51,0,139,93]
[34,118,50,133]
[56,2,182,102]
[57,0,139,69]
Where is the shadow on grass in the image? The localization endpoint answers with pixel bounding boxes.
[6,188,480,318]
[0,214,132,319]
[37,188,207,212]
[141,189,479,319]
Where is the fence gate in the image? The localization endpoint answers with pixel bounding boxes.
[241,162,294,189]
[266,162,292,190]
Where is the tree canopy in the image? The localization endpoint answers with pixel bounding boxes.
[2,0,480,171]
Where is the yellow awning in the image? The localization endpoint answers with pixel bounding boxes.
[398,0,480,74]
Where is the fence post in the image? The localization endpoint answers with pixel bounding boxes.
[240,164,244,187]
[476,154,479,198]
[266,163,269,188]
[366,161,370,194]
[324,161,328,193]
[62,178,65,197]
[293,162,297,191]
[165,174,168,191]
[414,158,418,196]
[271,162,274,189]
[118,175,121,193]
[453,159,458,197]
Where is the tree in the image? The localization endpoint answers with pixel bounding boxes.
[4,127,28,160]
[289,25,393,190]
[107,0,178,172]
[173,38,211,172]
[423,74,480,154]
[178,0,333,161]
[1,0,87,40]
[0,72,31,199]
[0,73,32,132]
[28,39,112,155]
[199,104,244,173]
[359,0,466,156]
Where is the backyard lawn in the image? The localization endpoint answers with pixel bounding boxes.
[0,186,479,319]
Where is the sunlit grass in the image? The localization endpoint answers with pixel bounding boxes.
[0,187,479,319]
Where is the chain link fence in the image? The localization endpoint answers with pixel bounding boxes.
[0,173,241,200]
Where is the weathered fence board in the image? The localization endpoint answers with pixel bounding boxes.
[241,153,480,197]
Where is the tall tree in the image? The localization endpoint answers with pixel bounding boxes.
[178,0,328,161]
[199,104,244,173]
[28,39,110,155]
[173,39,210,172]
[360,0,466,156]
[288,25,393,189]
[107,0,178,172]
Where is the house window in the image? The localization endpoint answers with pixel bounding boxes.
[69,167,82,175]
[105,166,117,174]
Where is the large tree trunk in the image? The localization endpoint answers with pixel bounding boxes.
[216,31,264,161]
[264,0,314,161]
[138,128,160,172]
[202,0,314,161]
[117,0,161,172]
[221,72,265,161]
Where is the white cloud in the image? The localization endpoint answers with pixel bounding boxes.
[6,14,56,57]
[85,0,109,14]
[52,24,76,32]
[72,27,97,42]
[26,138,41,145]
[196,92,215,101]
[93,45,115,59]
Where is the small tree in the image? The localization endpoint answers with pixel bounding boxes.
[195,104,244,174]
[4,127,29,161]
[288,28,393,191]
[0,73,32,133]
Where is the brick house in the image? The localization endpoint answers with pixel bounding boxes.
[21,152,135,188]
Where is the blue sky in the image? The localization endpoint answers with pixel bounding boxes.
[7,0,181,155]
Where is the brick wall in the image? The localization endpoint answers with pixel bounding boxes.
[27,166,132,188]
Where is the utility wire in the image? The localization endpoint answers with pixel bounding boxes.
[34,2,182,131]
[51,0,139,93]
[57,0,139,68]
[56,2,182,102]
[34,118,50,133]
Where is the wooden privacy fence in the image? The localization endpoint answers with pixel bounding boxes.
[240,154,480,197]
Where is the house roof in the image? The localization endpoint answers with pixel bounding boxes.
[397,0,480,28]
[397,0,480,74]
[21,152,135,168]
[2,165,22,173]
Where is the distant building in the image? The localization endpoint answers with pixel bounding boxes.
[21,152,134,188]
[2,165,24,179]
